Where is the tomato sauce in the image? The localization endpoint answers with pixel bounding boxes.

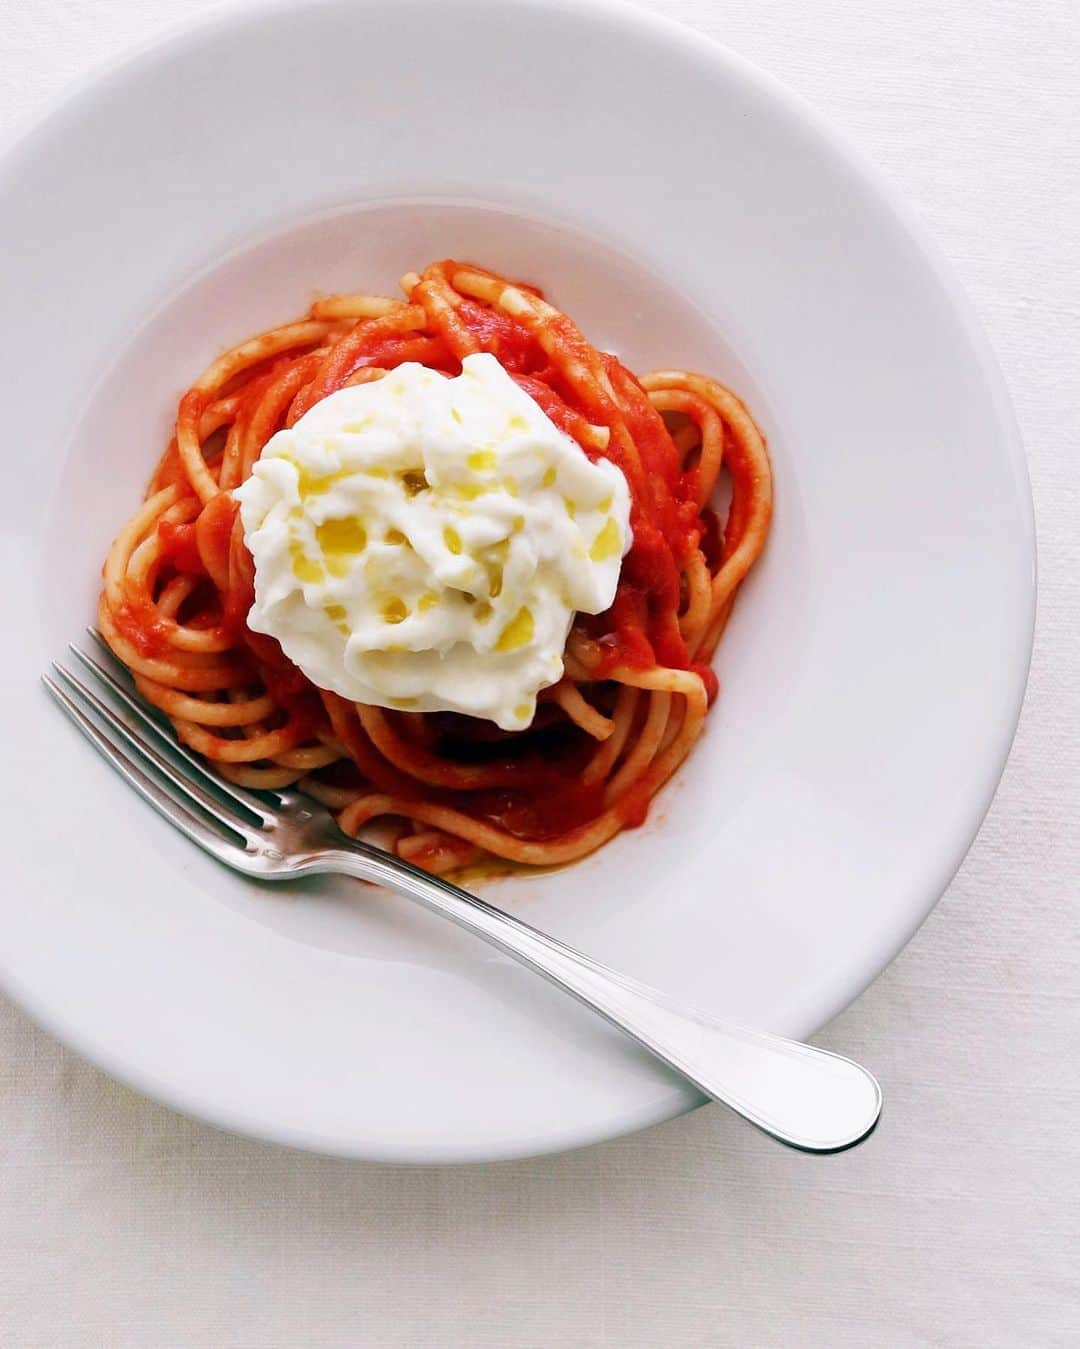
[124,263,738,853]
[157,521,205,576]
[112,598,176,660]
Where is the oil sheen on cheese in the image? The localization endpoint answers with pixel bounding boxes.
[235,353,631,730]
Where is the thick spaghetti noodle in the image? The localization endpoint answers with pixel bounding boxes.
[99,261,772,874]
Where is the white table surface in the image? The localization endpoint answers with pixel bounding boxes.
[2,1,1077,1345]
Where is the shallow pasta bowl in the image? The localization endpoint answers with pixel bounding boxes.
[0,0,1034,1162]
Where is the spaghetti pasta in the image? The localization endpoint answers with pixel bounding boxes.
[99,260,772,874]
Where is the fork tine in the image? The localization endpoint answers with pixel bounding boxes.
[42,674,249,865]
[52,660,264,845]
[75,634,277,824]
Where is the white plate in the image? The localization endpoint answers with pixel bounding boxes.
[0,0,1034,1162]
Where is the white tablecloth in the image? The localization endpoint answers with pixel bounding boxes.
[2,2,1076,1344]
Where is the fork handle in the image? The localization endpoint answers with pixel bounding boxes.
[320,846,881,1152]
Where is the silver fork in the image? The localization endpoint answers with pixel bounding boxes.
[43,637,882,1154]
